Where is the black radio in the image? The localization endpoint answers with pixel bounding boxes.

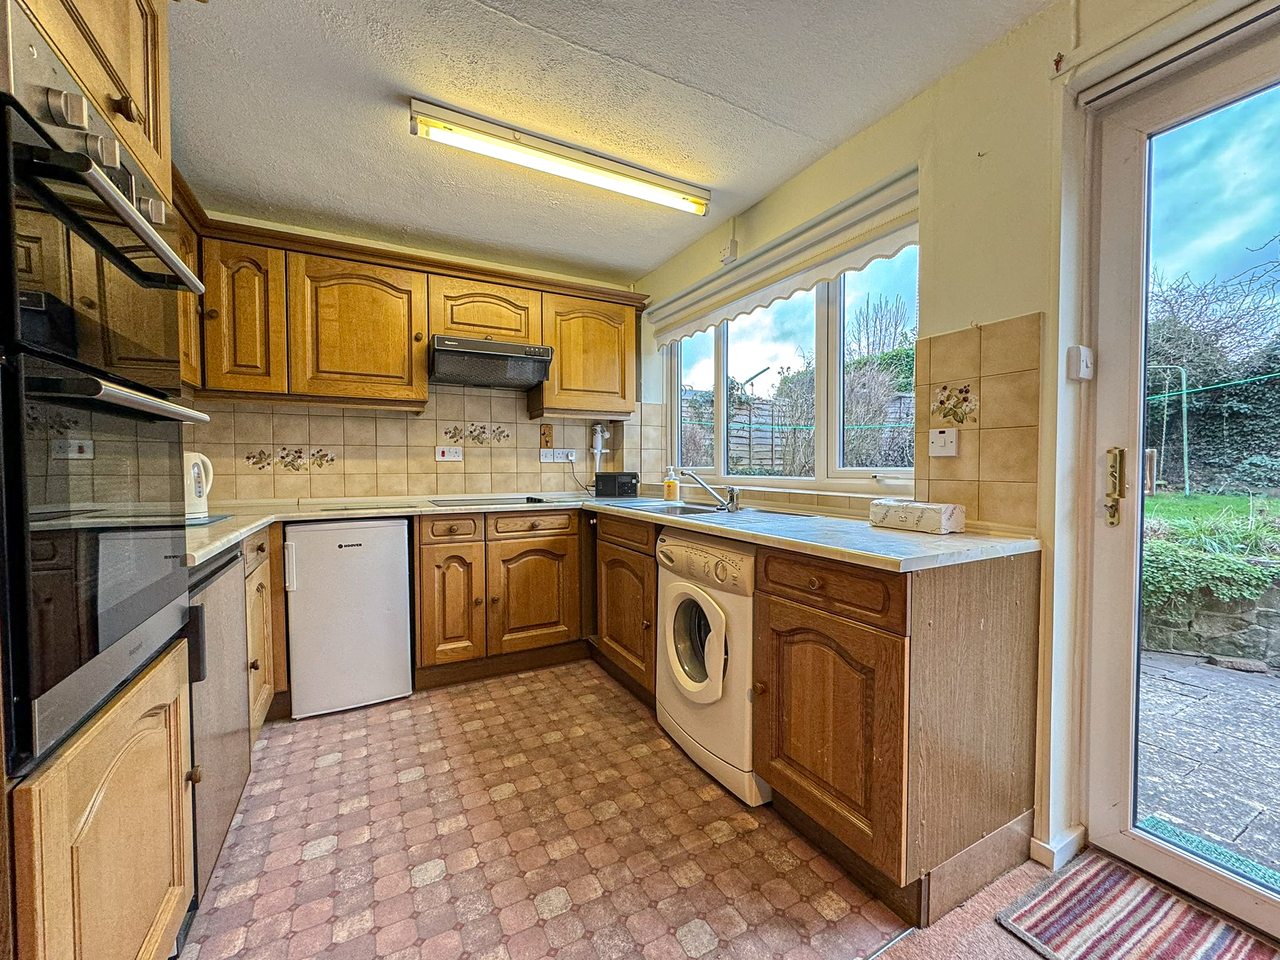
[594,472,639,498]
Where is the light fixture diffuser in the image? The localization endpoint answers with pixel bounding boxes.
[410,100,709,216]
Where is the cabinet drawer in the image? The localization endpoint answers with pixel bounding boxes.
[421,514,483,543]
[243,529,270,575]
[597,514,657,554]
[756,548,909,635]
[486,511,579,540]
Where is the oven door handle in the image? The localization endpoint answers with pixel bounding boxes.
[26,376,210,423]
[14,148,204,295]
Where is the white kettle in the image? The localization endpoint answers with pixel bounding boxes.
[184,452,214,519]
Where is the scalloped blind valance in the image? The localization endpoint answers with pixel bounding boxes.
[646,170,919,348]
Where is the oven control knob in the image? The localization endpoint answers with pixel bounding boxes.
[85,133,121,169]
[136,196,167,225]
[713,560,728,582]
[45,88,88,129]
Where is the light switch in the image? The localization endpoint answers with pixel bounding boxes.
[929,429,958,458]
[435,446,463,462]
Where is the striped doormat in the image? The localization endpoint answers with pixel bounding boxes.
[996,851,1279,959]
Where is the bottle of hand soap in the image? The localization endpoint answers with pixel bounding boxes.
[663,466,680,501]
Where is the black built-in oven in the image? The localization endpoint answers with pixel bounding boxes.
[0,88,206,774]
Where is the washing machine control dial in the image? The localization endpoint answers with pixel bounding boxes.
[713,560,729,582]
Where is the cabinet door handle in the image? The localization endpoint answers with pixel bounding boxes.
[807,577,822,590]
[474,596,483,606]
[491,596,500,604]
[249,658,261,671]
[752,682,766,696]
[79,295,96,309]
[186,765,202,784]
[641,620,651,630]
[257,542,267,554]
[414,332,425,342]
[205,308,220,320]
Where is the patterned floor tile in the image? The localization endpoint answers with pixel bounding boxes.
[181,660,907,959]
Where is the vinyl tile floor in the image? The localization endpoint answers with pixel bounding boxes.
[181,659,909,960]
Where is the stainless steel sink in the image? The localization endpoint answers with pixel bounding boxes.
[633,503,722,516]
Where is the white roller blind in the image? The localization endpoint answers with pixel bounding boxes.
[647,171,918,348]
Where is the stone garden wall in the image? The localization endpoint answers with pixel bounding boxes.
[1143,578,1280,668]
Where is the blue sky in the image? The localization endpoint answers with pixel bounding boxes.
[1149,80,1280,283]
[680,245,919,395]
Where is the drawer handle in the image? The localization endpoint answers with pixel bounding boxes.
[205,308,220,320]
[79,295,96,309]
[530,520,541,529]
[186,765,202,784]
[491,596,500,604]
[752,682,767,696]
[448,524,459,534]
[257,542,267,554]
[474,596,483,606]
[807,577,822,590]
[249,659,261,671]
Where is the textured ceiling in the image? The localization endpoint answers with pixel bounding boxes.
[170,0,1050,286]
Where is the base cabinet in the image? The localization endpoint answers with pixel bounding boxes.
[596,540,657,693]
[753,594,908,882]
[13,641,193,960]
[419,541,487,664]
[486,536,581,655]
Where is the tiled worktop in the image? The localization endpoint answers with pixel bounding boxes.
[187,495,1040,572]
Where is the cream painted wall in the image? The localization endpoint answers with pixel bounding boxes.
[636,0,1216,871]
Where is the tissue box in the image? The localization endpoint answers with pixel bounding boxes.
[869,498,965,534]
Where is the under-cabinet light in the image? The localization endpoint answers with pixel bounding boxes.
[410,100,709,216]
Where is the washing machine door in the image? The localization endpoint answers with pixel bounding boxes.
[660,582,726,704]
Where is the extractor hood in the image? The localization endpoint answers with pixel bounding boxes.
[428,335,553,390]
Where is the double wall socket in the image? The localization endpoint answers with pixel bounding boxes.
[434,446,463,462]
[539,448,576,463]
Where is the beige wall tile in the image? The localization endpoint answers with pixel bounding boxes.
[464,448,491,473]
[913,480,929,502]
[516,422,541,448]
[980,313,1041,376]
[275,475,310,499]
[491,447,517,473]
[437,473,466,495]
[406,418,436,446]
[929,328,980,382]
[343,417,377,446]
[929,480,979,519]
[235,474,273,499]
[376,447,408,474]
[194,416,233,445]
[979,370,1039,429]
[979,481,1038,530]
[376,418,408,445]
[979,426,1038,482]
[517,472,542,490]
[490,393,520,421]
[407,474,438,496]
[377,475,408,496]
[309,415,345,446]
[492,473,519,493]
[309,474,346,498]
[407,447,436,473]
[913,432,930,481]
[435,392,465,420]
[464,474,492,494]
[343,445,376,474]
[914,337,930,387]
[234,412,272,443]
[464,394,491,422]
[273,414,309,445]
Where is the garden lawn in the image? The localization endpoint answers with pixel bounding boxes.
[1144,492,1262,521]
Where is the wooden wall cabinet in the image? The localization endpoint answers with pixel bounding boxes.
[245,560,274,741]
[529,294,636,418]
[13,641,193,960]
[419,541,487,665]
[595,541,657,693]
[177,216,202,387]
[429,275,541,344]
[288,254,428,401]
[19,0,172,199]
[487,535,582,654]
[753,593,908,881]
[202,241,289,393]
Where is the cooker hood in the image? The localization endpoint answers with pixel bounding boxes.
[428,335,553,390]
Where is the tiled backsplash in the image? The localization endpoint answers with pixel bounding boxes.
[189,389,668,501]
[913,312,1041,530]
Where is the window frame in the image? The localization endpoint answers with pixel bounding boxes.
[667,262,917,497]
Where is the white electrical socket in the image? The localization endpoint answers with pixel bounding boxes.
[540,448,575,463]
[929,429,958,458]
[435,446,463,462]
[539,448,554,463]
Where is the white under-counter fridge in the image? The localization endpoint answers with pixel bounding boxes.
[284,519,413,718]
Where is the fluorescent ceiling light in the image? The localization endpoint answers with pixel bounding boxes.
[410,100,709,216]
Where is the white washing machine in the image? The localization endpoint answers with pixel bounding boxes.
[655,529,771,807]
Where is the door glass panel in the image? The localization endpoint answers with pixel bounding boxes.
[1137,80,1280,889]
[672,598,711,683]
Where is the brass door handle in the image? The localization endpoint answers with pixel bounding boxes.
[752,682,766,696]
[186,765,202,784]
[205,308,220,320]
[249,658,260,671]
[110,94,141,123]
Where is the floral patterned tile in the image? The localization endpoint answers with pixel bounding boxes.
[181,661,906,960]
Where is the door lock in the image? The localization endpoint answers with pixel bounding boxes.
[1105,447,1127,527]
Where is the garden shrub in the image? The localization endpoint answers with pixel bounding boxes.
[1141,538,1274,611]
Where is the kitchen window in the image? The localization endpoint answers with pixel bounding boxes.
[670,239,918,494]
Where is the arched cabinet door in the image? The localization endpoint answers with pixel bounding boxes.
[429,275,542,344]
[752,593,908,883]
[202,240,289,393]
[529,293,636,418]
[288,254,428,401]
[486,535,581,654]
[13,641,193,960]
[419,541,487,665]
[596,541,657,692]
